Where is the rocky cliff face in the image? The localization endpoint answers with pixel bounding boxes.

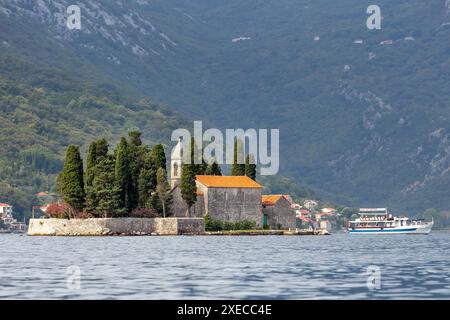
[333,79,450,198]
[0,0,179,59]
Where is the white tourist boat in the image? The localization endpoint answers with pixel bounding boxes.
[348,208,433,235]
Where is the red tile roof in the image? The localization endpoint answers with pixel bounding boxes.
[299,216,313,223]
[196,175,262,189]
[262,195,283,206]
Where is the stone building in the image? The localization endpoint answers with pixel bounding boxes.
[169,139,293,229]
[261,195,296,230]
[169,139,262,226]
[196,175,263,227]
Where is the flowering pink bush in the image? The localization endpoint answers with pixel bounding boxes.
[45,203,73,219]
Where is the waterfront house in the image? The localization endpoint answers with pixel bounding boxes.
[0,203,14,224]
[262,195,296,230]
[0,203,26,232]
[195,175,263,227]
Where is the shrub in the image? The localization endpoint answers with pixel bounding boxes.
[129,207,159,218]
[205,214,223,231]
[205,214,257,231]
[73,211,94,219]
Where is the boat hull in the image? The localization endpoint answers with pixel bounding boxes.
[348,223,433,235]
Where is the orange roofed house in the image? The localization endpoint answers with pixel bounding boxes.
[262,195,296,230]
[169,139,296,229]
[169,139,263,227]
[195,175,263,227]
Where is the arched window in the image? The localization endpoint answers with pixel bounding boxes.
[173,163,179,177]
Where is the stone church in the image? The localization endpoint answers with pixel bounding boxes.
[170,139,263,227]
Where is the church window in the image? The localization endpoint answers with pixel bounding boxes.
[173,163,178,177]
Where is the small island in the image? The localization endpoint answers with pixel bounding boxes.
[28,131,312,236]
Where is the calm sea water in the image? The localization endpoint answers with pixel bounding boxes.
[0,232,449,299]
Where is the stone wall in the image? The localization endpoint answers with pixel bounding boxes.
[28,217,205,236]
[200,186,263,228]
[263,197,296,230]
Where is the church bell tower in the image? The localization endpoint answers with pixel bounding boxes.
[170,138,183,188]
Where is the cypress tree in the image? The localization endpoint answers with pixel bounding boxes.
[181,162,197,217]
[231,139,245,176]
[245,154,257,181]
[137,150,156,208]
[128,131,145,211]
[128,130,142,147]
[150,144,166,171]
[156,168,170,218]
[85,139,109,214]
[59,145,85,212]
[85,141,96,187]
[205,160,222,176]
[187,137,205,175]
[142,144,167,212]
[93,156,122,218]
[95,138,108,160]
[115,137,131,214]
[85,141,97,213]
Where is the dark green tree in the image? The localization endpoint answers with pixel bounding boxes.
[115,137,131,214]
[156,168,170,218]
[95,138,108,160]
[139,144,167,212]
[245,154,257,181]
[231,139,245,176]
[128,130,142,147]
[93,156,122,217]
[150,144,167,171]
[205,160,222,176]
[128,131,146,211]
[85,142,96,187]
[59,145,85,213]
[85,139,109,213]
[85,141,97,213]
[137,150,157,208]
[181,161,197,217]
[187,137,206,175]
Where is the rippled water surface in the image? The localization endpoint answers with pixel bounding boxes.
[1,232,449,299]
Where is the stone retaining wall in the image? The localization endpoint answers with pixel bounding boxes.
[27,217,205,236]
